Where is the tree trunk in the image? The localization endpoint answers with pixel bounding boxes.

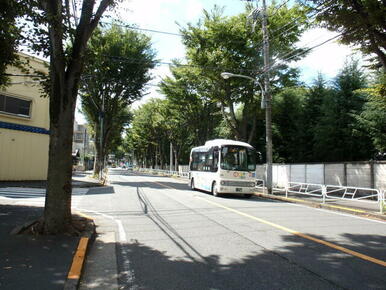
[44,82,76,233]
[93,126,103,176]
[174,148,178,171]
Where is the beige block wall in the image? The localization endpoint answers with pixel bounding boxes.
[0,128,48,180]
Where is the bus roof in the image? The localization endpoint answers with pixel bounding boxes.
[191,139,254,152]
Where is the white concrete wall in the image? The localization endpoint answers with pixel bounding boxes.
[256,165,265,179]
[290,165,306,183]
[306,164,324,184]
[324,164,345,186]
[375,164,386,189]
[273,165,289,187]
[346,163,372,188]
[183,162,386,190]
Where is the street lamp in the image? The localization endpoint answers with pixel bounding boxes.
[220,72,265,109]
[221,71,272,195]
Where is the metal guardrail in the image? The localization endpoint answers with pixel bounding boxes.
[136,168,188,178]
[283,181,385,214]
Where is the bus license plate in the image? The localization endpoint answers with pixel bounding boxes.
[236,188,242,192]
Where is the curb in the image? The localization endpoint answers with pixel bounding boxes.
[254,192,386,221]
[64,215,96,290]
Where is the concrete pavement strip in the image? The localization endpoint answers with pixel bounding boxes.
[254,192,386,222]
[79,232,119,290]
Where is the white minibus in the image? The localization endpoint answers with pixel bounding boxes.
[189,139,258,197]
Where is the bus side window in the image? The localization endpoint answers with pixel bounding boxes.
[212,147,219,172]
[190,152,199,171]
[205,150,213,171]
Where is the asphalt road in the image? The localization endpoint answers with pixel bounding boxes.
[78,169,386,290]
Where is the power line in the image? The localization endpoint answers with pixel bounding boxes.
[262,32,342,75]
[269,3,329,41]
[100,21,182,37]
[102,54,262,74]
[5,32,342,80]
[270,0,292,17]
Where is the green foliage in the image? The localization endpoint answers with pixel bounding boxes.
[313,60,373,161]
[272,87,308,162]
[126,99,169,167]
[159,64,222,146]
[301,74,332,161]
[178,3,309,142]
[356,73,386,152]
[302,0,386,71]
[0,0,26,87]
[80,24,155,173]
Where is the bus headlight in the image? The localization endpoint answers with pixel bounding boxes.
[220,180,226,185]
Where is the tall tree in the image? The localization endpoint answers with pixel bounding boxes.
[16,0,116,233]
[80,25,156,176]
[272,87,307,162]
[302,74,333,161]
[159,64,222,147]
[302,0,386,71]
[356,73,386,153]
[126,99,169,168]
[314,60,372,161]
[180,4,309,143]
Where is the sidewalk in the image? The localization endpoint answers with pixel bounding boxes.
[0,171,103,189]
[255,189,386,221]
[0,172,99,290]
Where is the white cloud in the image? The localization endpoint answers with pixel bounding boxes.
[295,28,361,83]
[131,65,172,109]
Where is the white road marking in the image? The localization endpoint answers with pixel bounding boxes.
[77,208,137,289]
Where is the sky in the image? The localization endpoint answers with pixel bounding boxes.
[76,0,359,123]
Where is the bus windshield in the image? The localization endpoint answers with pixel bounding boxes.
[220,145,256,171]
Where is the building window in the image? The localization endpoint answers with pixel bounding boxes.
[0,94,32,118]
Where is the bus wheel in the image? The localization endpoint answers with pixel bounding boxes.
[212,182,220,197]
[190,178,195,190]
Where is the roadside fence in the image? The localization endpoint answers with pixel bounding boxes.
[284,182,385,214]
[134,167,385,214]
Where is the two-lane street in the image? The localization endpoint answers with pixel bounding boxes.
[79,169,386,289]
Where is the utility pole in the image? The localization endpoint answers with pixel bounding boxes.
[169,142,173,173]
[82,126,87,169]
[259,0,273,194]
[99,95,105,179]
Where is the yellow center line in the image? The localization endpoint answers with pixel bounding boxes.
[153,180,386,267]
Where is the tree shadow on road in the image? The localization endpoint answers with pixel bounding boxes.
[92,188,386,290]
[105,227,386,290]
